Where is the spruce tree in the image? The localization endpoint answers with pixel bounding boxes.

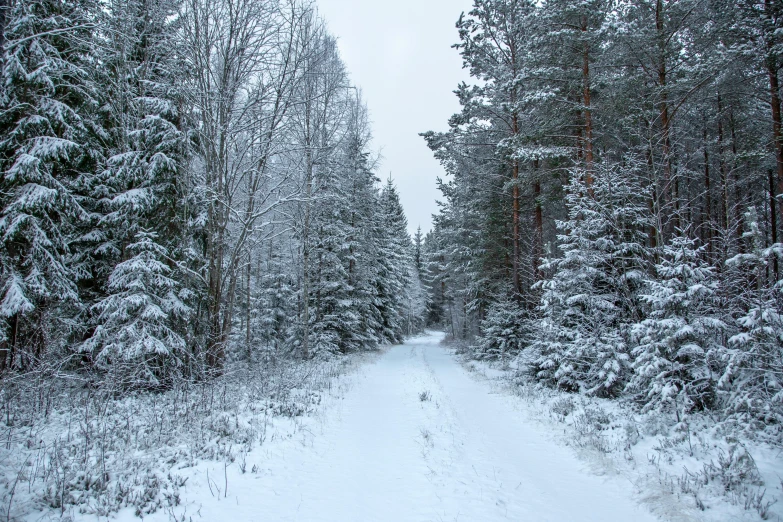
[422,229,446,327]
[720,208,783,430]
[413,225,424,275]
[341,133,384,349]
[475,295,528,360]
[528,166,649,396]
[0,0,100,370]
[375,178,413,343]
[82,0,188,378]
[308,161,358,355]
[629,234,724,416]
[82,232,189,387]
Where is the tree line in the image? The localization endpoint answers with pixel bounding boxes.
[422,0,783,436]
[0,0,424,388]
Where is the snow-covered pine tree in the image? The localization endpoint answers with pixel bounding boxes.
[90,0,185,275]
[526,165,649,396]
[82,232,189,388]
[339,129,384,349]
[375,178,414,344]
[450,0,538,299]
[422,227,447,326]
[628,234,724,416]
[413,226,424,275]
[719,207,783,433]
[475,294,529,360]
[532,0,608,170]
[0,0,100,370]
[308,159,359,356]
[82,0,189,378]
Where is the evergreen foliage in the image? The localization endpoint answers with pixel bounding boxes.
[0,0,423,387]
[629,235,724,415]
[529,167,649,397]
[0,0,99,370]
[82,232,190,387]
[474,296,528,360]
[720,209,783,431]
[425,0,783,439]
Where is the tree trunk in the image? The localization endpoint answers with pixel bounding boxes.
[765,4,783,232]
[206,224,225,373]
[509,33,522,297]
[533,159,543,281]
[0,312,17,373]
[703,126,712,260]
[246,253,252,361]
[770,169,779,278]
[0,0,8,92]
[582,15,594,191]
[717,95,730,235]
[302,145,313,360]
[646,147,659,249]
[656,0,673,239]
[729,110,744,250]
[511,121,521,295]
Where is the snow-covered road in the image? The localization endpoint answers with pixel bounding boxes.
[142,331,658,522]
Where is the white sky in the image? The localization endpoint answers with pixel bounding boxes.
[315,0,474,236]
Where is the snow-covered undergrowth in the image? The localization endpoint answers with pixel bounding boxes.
[0,355,363,521]
[455,348,783,522]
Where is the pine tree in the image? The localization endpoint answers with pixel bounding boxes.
[719,208,783,431]
[82,232,189,387]
[80,0,188,377]
[527,165,649,396]
[375,178,414,343]
[451,0,538,297]
[424,0,783,433]
[0,0,100,370]
[629,234,724,416]
[475,295,529,360]
[534,0,609,172]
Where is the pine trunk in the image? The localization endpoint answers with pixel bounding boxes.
[582,15,594,191]
[533,159,543,281]
[656,0,673,239]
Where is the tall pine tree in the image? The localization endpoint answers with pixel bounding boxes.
[0,0,100,370]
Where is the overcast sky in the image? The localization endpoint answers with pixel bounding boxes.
[315,0,474,237]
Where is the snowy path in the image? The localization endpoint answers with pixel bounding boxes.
[148,331,658,522]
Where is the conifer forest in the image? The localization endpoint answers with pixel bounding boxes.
[423,0,783,435]
[2,0,783,521]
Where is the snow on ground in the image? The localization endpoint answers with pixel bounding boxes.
[99,331,660,522]
[461,354,783,522]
